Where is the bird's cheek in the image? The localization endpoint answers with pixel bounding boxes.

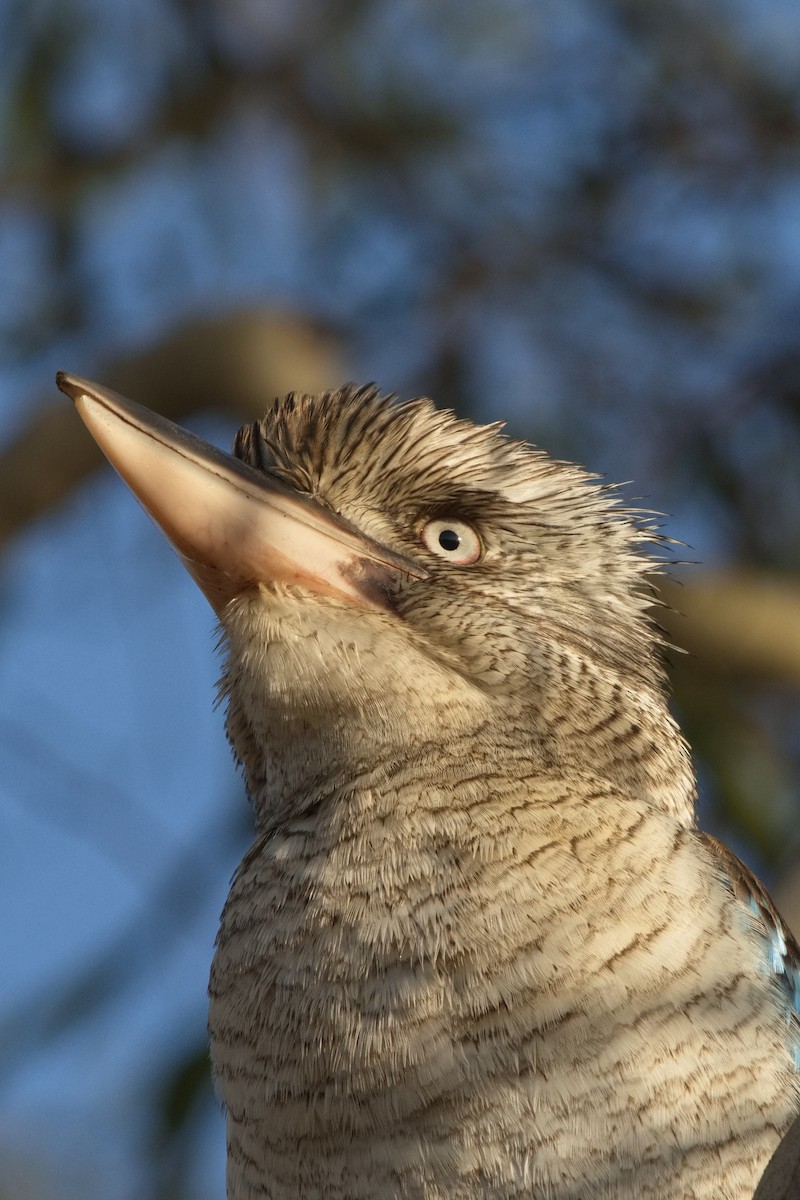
[395,592,520,688]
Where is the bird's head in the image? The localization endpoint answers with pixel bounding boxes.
[58,375,695,825]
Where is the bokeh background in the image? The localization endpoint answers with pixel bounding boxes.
[3,1,800,1197]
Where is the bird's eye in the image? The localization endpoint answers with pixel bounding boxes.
[420,519,482,565]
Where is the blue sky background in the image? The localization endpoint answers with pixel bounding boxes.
[2,1,800,1196]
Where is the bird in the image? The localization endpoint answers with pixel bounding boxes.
[57,370,800,1200]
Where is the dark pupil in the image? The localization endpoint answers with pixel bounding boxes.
[438,528,461,552]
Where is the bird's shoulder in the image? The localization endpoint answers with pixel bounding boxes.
[700,832,800,1046]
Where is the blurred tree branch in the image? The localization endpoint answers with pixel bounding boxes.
[659,573,800,685]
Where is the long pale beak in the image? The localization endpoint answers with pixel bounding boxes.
[56,372,426,614]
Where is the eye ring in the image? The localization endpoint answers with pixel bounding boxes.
[421,518,482,565]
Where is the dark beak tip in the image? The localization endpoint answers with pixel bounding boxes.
[56,371,85,402]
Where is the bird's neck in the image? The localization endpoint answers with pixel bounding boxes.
[229,687,499,833]
[230,678,695,836]
[541,678,695,825]
[222,595,696,832]
[517,631,696,825]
